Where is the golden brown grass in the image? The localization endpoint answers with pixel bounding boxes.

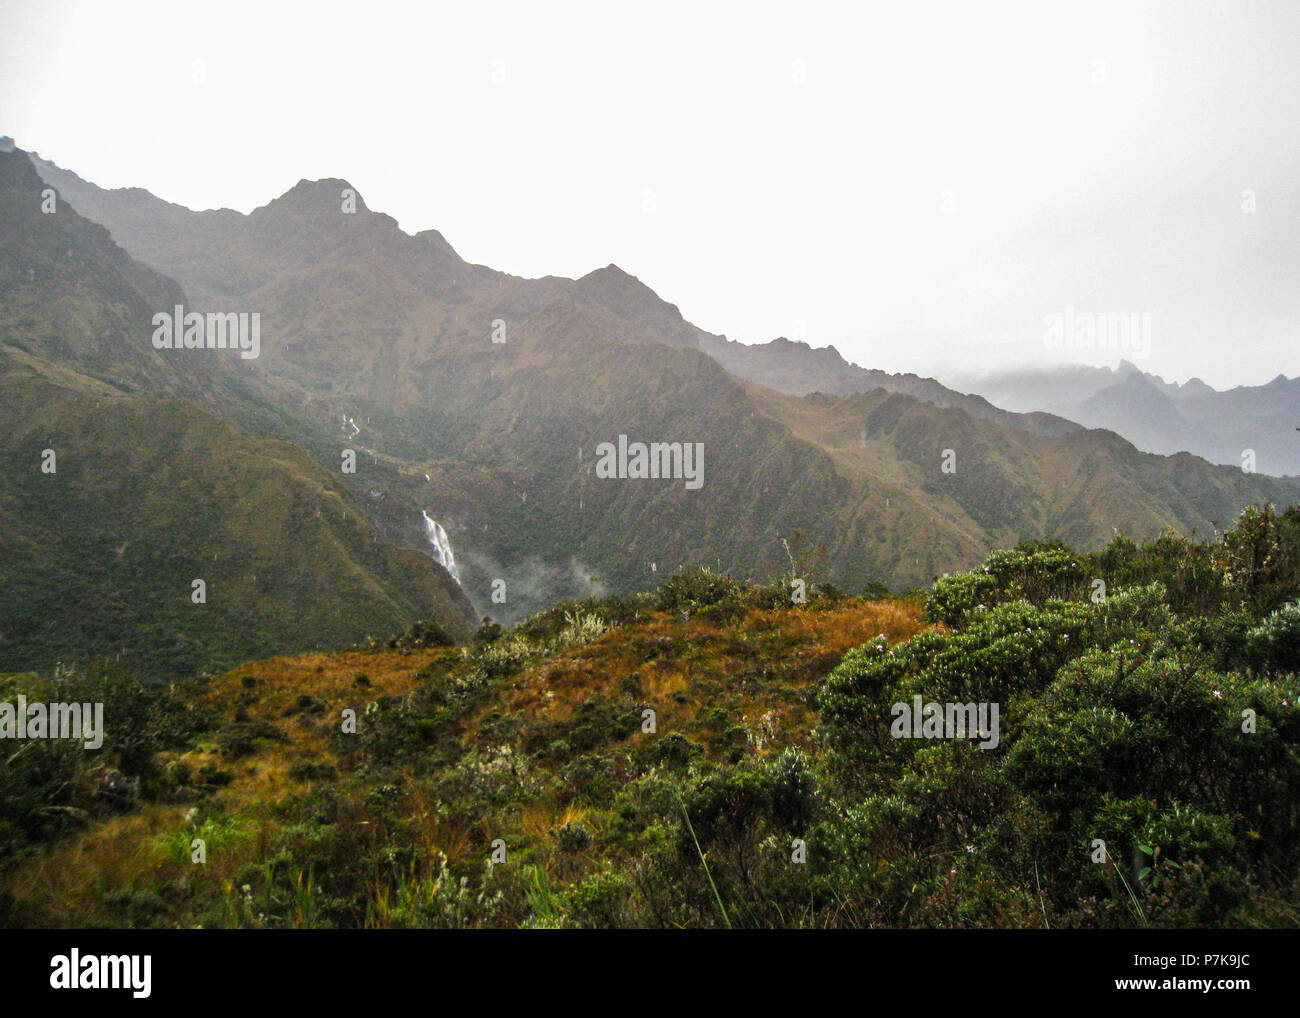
[465,597,926,748]
[6,646,459,925]
[6,597,927,925]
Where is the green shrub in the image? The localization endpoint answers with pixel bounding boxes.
[655,567,746,616]
[554,821,594,854]
[1246,602,1300,673]
[924,570,998,627]
[288,761,338,782]
[386,619,456,649]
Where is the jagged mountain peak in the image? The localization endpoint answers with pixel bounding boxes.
[0,146,43,188]
[1116,370,1164,390]
[766,336,850,364]
[568,262,702,348]
[254,176,369,216]
[413,227,462,261]
[578,262,650,291]
[1179,376,1215,395]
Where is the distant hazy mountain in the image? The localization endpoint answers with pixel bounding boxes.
[27,153,1300,620]
[951,360,1300,476]
[0,149,476,681]
[698,334,1081,438]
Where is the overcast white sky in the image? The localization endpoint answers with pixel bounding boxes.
[2,0,1297,388]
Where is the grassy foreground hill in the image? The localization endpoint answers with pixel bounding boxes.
[4,505,1299,929]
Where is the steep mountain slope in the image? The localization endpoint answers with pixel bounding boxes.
[0,152,213,401]
[26,154,1300,614]
[0,149,476,680]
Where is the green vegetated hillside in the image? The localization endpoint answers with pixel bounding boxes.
[0,150,476,680]
[752,386,1298,575]
[4,508,1298,928]
[0,370,473,680]
[0,150,213,402]
[31,155,1300,620]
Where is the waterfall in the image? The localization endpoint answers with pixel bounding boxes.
[421,511,461,584]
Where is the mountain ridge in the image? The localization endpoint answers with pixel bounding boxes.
[23,149,1300,621]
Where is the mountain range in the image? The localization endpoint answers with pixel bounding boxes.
[4,143,1297,679]
[946,360,1300,476]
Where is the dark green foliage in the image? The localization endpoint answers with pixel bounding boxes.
[655,567,747,615]
[217,719,287,760]
[1245,602,1300,673]
[639,732,701,769]
[386,620,456,650]
[288,761,338,782]
[1220,504,1300,614]
[817,529,1300,927]
[1090,531,1226,616]
[924,570,999,627]
[554,822,594,854]
[0,660,209,861]
[926,544,1087,626]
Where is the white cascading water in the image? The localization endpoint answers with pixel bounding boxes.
[421,511,461,584]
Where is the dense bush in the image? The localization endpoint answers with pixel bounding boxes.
[816,531,1300,927]
[385,620,456,650]
[0,660,208,862]
[1246,602,1300,673]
